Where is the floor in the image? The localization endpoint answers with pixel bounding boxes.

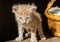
[6,37,60,42]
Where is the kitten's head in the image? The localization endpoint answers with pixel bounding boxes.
[12,4,37,24]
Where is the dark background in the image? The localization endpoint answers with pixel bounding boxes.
[0,0,60,41]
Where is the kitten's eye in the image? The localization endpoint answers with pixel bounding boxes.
[27,16,30,19]
[19,17,22,19]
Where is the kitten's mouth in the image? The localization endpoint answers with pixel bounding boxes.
[22,23,27,25]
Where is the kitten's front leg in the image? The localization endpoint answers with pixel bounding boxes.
[30,28,37,42]
[15,27,24,42]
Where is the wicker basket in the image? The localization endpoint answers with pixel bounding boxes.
[45,13,60,37]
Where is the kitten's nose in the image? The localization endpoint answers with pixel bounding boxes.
[23,20,26,24]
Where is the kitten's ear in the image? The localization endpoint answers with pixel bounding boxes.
[29,3,37,12]
[12,4,19,14]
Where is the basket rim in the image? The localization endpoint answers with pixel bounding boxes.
[45,12,60,21]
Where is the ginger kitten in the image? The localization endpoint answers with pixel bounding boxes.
[12,4,46,42]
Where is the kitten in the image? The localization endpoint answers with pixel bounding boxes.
[12,4,46,42]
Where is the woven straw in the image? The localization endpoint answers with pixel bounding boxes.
[45,12,60,37]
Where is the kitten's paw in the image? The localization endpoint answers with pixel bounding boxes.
[25,33,29,37]
[25,33,30,37]
[15,37,23,42]
[41,37,46,40]
[30,37,37,42]
[30,39,37,42]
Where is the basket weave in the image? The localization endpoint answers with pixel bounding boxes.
[45,13,60,37]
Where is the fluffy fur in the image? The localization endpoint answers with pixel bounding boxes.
[12,4,46,42]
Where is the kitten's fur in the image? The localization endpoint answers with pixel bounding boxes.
[12,4,46,42]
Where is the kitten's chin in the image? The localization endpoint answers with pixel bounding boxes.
[20,22,25,24]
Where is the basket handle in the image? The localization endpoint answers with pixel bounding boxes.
[44,0,56,14]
